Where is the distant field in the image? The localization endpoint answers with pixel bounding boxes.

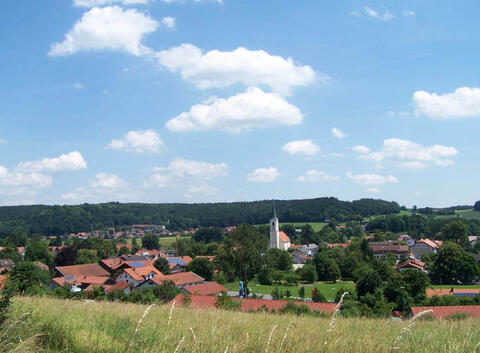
[122,236,191,249]
[431,284,480,290]
[224,280,354,301]
[455,209,480,220]
[278,222,327,232]
[8,296,480,353]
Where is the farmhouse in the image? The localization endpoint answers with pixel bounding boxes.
[369,242,409,261]
[409,239,442,259]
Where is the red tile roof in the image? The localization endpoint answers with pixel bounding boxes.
[327,243,349,249]
[56,263,110,278]
[184,282,227,296]
[161,271,203,286]
[122,266,163,282]
[170,294,337,313]
[0,274,7,289]
[426,288,480,298]
[104,280,130,294]
[418,239,439,249]
[411,306,480,319]
[279,231,290,243]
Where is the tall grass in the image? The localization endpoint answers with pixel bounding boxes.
[5,296,480,353]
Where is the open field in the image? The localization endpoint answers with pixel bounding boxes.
[122,236,191,249]
[278,222,327,232]
[431,284,480,290]
[455,209,480,221]
[224,280,355,301]
[4,296,480,353]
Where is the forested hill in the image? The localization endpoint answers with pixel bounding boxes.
[0,198,401,236]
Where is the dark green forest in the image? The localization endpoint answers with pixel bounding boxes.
[0,198,401,236]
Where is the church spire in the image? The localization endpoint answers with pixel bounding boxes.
[272,200,277,219]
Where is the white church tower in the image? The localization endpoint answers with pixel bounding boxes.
[269,202,280,249]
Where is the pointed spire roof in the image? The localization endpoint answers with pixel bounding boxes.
[272,200,277,219]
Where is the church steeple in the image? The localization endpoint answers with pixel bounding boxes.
[272,200,277,220]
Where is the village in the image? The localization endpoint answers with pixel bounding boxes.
[1,205,479,320]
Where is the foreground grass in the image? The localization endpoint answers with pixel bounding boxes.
[6,296,480,353]
[224,280,355,301]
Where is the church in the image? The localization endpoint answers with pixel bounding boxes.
[269,203,291,251]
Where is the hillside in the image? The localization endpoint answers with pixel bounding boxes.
[3,296,479,353]
[0,198,401,236]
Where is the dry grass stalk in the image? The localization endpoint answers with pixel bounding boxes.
[190,327,199,352]
[324,292,349,347]
[223,346,229,353]
[279,321,296,353]
[391,310,433,350]
[167,300,176,329]
[173,336,185,353]
[265,324,278,353]
[127,304,155,348]
[0,312,30,340]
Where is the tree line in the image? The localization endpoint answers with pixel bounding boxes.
[0,198,401,236]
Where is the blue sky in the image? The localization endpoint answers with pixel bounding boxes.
[1,0,479,207]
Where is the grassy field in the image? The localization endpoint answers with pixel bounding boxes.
[4,296,480,353]
[122,236,191,249]
[278,222,327,232]
[431,284,480,289]
[224,280,355,301]
[455,209,480,221]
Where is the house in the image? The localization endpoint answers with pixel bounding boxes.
[183,282,226,296]
[327,243,349,249]
[116,265,164,287]
[397,259,426,272]
[368,242,409,261]
[140,271,204,290]
[165,256,192,272]
[103,280,131,295]
[55,263,110,278]
[134,249,163,260]
[469,236,479,247]
[292,251,310,265]
[411,306,480,319]
[170,294,337,313]
[17,247,25,257]
[49,275,111,290]
[409,239,442,259]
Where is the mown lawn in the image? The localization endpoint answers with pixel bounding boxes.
[431,284,480,289]
[5,296,480,353]
[224,280,355,301]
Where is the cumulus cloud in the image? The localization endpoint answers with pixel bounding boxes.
[91,173,125,189]
[246,167,279,183]
[73,0,149,7]
[155,44,321,95]
[0,166,52,188]
[347,171,398,186]
[161,0,223,3]
[331,127,348,139]
[107,129,163,153]
[413,87,480,119]
[366,187,380,193]
[298,170,339,183]
[161,16,176,29]
[48,6,158,57]
[352,145,370,154]
[357,138,458,168]
[166,158,228,179]
[363,6,395,21]
[403,10,415,17]
[183,184,218,198]
[282,140,320,156]
[16,151,87,172]
[166,87,303,133]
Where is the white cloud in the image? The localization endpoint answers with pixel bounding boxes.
[352,145,370,154]
[156,44,321,95]
[331,127,348,139]
[282,140,320,156]
[74,82,85,90]
[16,151,87,172]
[0,166,52,188]
[347,171,398,186]
[161,16,176,29]
[403,10,416,17]
[107,129,163,153]
[363,6,395,21]
[358,138,458,169]
[49,6,158,57]
[247,167,279,183]
[413,87,480,119]
[161,0,223,3]
[91,173,125,189]
[298,170,339,183]
[183,184,218,198]
[73,0,149,7]
[166,87,303,133]
[167,158,228,179]
[145,173,171,188]
[366,187,380,193]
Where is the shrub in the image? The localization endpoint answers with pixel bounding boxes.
[258,267,273,285]
[215,291,241,311]
[311,288,327,303]
[446,312,471,321]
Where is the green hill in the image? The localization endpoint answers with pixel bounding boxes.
[3,296,480,353]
